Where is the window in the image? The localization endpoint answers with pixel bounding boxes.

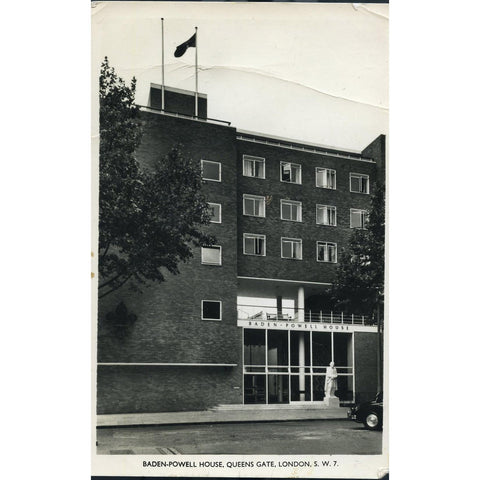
[280,199,302,222]
[316,205,336,226]
[350,209,368,229]
[207,203,221,223]
[201,245,222,265]
[243,155,265,179]
[243,234,266,256]
[317,241,337,263]
[280,162,301,184]
[201,160,221,182]
[350,173,369,194]
[243,194,266,217]
[201,300,222,321]
[281,237,302,260]
[316,167,336,189]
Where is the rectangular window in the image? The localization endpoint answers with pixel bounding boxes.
[280,199,302,222]
[243,234,266,256]
[317,241,337,263]
[280,162,302,184]
[281,237,302,260]
[201,160,221,182]
[243,194,266,217]
[316,167,336,189]
[201,245,222,265]
[350,208,368,228]
[207,203,221,223]
[243,155,265,179]
[350,173,369,194]
[201,300,222,321]
[316,205,337,226]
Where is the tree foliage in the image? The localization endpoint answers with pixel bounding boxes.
[99,57,214,298]
[330,183,385,319]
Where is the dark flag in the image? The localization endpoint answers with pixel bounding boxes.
[174,33,196,58]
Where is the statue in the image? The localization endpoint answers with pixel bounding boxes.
[324,361,338,398]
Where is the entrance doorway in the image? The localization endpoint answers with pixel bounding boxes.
[243,328,354,404]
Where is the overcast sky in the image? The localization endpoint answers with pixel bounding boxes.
[92,2,388,152]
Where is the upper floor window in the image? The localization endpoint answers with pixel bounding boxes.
[316,205,337,226]
[243,233,266,256]
[350,173,369,194]
[243,194,266,217]
[207,203,222,223]
[281,237,302,260]
[201,245,222,265]
[316,167,336,189]
[201,300,222,321]
[350,208,368,229]
[280,199,302,222]
[317,241,337,263]
[201,160,221,182]
[280,162,302,184]
[243,155,265,179]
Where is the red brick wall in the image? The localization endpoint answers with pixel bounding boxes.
[97,365,242,414]
[236,138,379,283]
[354,332,379,403]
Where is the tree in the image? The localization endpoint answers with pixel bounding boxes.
[330,183,385,320]
[330,183,385,393]
[98,57,214,299]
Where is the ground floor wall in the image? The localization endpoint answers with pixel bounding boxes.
[96,365,243,414]
[96,330,380,414]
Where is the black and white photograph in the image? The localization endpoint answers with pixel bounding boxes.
[92,1,388,477]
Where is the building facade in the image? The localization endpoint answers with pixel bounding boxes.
[97,85,385,414]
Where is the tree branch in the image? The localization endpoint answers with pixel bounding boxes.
[99,272,127,289]
[99,274,133,299]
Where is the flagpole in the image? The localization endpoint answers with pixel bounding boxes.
[161,18,165,111]
[195,26,198,117]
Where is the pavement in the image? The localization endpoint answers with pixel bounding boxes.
[97,404,350,427]
[96,419,382,455]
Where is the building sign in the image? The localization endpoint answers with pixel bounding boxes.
[237,318,377,333]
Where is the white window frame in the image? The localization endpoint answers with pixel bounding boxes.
[281,237,303,260]
[201,300,222,321]
[201,245,222,266]
[242,155,265,179]
[350,173,370,194]
[280,162,302,184]
[350,208,368,229]
[316,241,337,263]
[207,202,222,224]
[243,194,266,217]
[315,167,336,189]
[243,233,266,256]
[280,199,302,222]
[201,159,222,182]
[316,204,337,226]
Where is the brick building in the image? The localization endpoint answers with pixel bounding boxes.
[97,84,385,414]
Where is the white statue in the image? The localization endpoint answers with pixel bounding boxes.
[324,361,338,398]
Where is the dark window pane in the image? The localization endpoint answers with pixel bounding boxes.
[202,161,220,180]
[268,375,289,404]
[244,329,266,365]
[202,301,221,320]
[312,332,332,366]
[268,330,288,366]
[244,375,266,404]
[333,333,352,366]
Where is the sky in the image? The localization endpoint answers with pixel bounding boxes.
[92,1,388,152]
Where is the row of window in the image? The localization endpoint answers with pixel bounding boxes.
[201,158,370,193]
[208,200,368,228]
[201,239,337,265]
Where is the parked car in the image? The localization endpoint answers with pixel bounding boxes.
[348,392,383,431]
